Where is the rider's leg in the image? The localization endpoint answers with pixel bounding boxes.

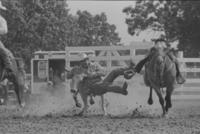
[174,59,185,84]
[167,52,185,84]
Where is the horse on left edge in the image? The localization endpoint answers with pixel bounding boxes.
[0,54,26,107]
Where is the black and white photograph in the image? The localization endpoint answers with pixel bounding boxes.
[0,0,200,134]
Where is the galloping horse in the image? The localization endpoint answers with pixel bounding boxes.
[67,65,135,116]
[144,50,177,116]
[0,55,25,107]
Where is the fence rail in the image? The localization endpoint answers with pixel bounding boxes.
[65,45,200,100]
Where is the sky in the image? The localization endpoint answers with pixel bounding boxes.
[67,1,163,46]
[67,1,143,45]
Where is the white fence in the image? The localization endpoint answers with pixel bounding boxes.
[174,58,200,100]
[66,43,200,100]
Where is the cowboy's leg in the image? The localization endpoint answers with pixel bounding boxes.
[167,52,185,84]
[103,68,125,82]
[87,81,128,96]
[174,59,185,84]
[85,77,102,104]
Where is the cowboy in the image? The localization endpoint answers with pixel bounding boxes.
[0,1,14,76]
[69,53,106,107]
[133,38,185,84]
[69,53,128,107]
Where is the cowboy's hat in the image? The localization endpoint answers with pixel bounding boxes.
[78,52,89,61]
[0,1,6,10]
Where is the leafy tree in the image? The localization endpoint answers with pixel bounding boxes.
[68,10,121,46]
[123,0,200,57]
[0,0,121,72]
[0,0,71,72]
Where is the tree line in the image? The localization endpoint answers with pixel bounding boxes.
[0,0,121,72]
[123,0,200,57]
[1,0,199,72]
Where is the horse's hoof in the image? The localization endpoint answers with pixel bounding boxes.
[166,102,172,109]
[165,106,169,113]
[168,103,172,108]
[162,112,169,118]
[148,99,153,105]
[76,102,82,108]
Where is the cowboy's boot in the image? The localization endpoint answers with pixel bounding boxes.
[176,74,186,84]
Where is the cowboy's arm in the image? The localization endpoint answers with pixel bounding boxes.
[86,62,106,78]
[0,16,8,34]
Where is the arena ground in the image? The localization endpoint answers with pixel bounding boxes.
[0,76,200,134]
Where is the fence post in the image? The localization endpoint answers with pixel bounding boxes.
[130,49,136,57]
[65,47,70,70]
[178,51,185,90]
[107,50,112,72]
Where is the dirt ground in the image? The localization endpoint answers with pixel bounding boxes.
[0,77,200,134]
[0,100,200,134]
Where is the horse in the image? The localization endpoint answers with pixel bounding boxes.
[67,65,135,116]
[144,51,177,116]
[0,55,25,107]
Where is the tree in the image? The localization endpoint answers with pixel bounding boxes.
[68,10,121,46]
[0,0,121,72]
[123,0,200,57]
[0,0,71,72]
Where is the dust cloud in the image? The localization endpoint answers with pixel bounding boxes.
[23,82,76,116]
[22,75,161,117]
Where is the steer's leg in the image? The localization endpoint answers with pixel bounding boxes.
[78,92,88,116]
[100,95,108,116]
